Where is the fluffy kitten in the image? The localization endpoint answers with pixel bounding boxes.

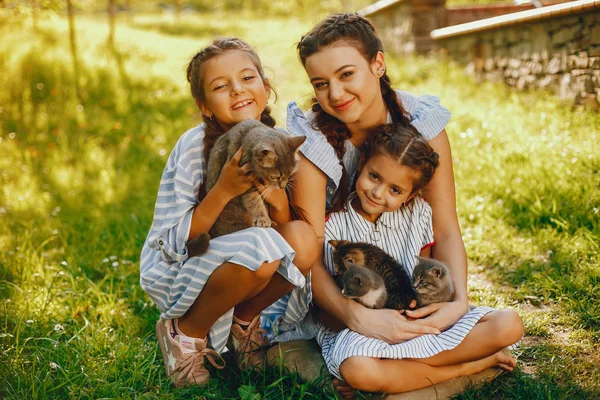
[187,120,305,257]
[412,256,455,307]
[329,240,416,310]
[340,263,387,309]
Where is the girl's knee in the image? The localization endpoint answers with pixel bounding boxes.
[489,309,524,346]
[339,357,382,392]
[277,221,319,273]
[252,259,280,282]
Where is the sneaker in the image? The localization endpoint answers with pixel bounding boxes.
[155,319,225,387]
[228,315,269,370]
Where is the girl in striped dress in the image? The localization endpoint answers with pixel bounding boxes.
[273,13,524,397]
[140,38,318,387]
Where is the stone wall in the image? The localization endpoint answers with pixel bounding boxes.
[446,4,536,26]
[435,5,600,110]
[361,0,447,54]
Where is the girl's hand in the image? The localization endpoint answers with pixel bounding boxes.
[254,180,289,211]
[213,147,255,200]
[405,300,468,331]
[353,306,441,344]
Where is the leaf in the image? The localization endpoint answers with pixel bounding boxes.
[238,385,261,400]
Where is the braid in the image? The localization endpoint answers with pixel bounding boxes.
[380,74,411,125]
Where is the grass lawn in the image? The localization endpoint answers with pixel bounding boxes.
[1,10,598,400]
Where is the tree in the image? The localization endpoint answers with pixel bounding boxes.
[107,0,116,46]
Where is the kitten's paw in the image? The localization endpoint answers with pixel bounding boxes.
[253,216,272,228]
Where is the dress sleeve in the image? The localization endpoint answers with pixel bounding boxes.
[147,130,205,263]
[286,102,343,189]
[396,90,451,141]
[323,215,341,276]
[419,200,435,249]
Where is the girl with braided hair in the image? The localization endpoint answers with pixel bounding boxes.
[268,13,523,396]
[140,38,318,387]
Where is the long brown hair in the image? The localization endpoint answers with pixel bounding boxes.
[364,123,439,201]
[297,13,412,212]
[186,38,276,163]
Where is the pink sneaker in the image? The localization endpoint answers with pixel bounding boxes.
[155,319,225,387]
[228,315,269,370]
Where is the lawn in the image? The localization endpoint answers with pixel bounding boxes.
[0,9,598,400]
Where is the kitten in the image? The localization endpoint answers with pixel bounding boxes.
[340,263,387,309]
[329,240,416,310]
[187,120,306,257]
[412,256,455,307]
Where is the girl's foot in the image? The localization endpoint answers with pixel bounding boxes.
[465,349,517,375]
[333,378,357,399]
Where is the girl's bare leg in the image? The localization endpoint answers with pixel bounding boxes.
[234,221,319,321]
[336,309,523,397]
[178,259,281,338]
[339,350,516,395]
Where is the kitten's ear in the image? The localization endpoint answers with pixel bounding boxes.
[288,136,306,151]
[431,265,445,278]
[329,240,350,248]
[256,146,277,168]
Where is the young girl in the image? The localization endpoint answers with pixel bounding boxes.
[316,123,518,395]
[277,13,523,396]
[139,38,318,387]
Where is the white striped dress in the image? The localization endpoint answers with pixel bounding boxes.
[140,123,305,353]
[262,90,497,380]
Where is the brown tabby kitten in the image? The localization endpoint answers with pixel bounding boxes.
[340,263,387,309]
[187,120,306,257]
[412,256,455,307]
[329,240,416,310]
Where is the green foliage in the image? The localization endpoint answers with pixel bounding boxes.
[0,10,599,400]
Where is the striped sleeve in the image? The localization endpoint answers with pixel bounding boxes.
[148,128,204,262]
[323,216,341,275]
[419,200,435,248]
[396,90,451,141]
[286,102,343,189]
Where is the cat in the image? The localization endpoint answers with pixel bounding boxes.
[340,263,387,309]
[186,120,306,257]
[329,240,416,310]
[411,256,455,307]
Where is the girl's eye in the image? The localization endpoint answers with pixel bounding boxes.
[213,84,226,91]
[369,173,379,181]
[340,71,353,79]
[313,81,327,89]
[243,75,256,81]
[390,187,401,195]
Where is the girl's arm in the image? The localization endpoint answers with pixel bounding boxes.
[406,130,469,329]
[291,155,440,344]
[188,148,255,239]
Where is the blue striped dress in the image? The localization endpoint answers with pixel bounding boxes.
[140,123,306,353]
[261,90,497,380]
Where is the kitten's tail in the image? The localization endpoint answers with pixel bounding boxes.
[187,232,211,258]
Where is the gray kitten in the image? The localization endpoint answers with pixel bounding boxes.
[340,263,387,309]
[412,256,455,307]
[329,240,416,310]
[186,120,306,257]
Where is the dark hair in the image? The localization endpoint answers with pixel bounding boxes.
[364,123,439,200]
[186,37,276,163]
[297,13,412,212]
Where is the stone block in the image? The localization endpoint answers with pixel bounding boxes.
[590,57,600,68]
[581,94,599,112]
[547,57,562,74]
[591,24,600,44]
[508,58,521,69]
[538,75,558,92]
[589,46,600,57]
[575,74,594,93]
[484,57,495,72]
[531,62,543,75]
[381,367,505,400]
[266,340,330,383]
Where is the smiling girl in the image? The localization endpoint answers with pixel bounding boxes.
[270,13,523,396]
[140,38,318,387]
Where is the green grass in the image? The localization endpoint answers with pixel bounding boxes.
[1,10,599,400]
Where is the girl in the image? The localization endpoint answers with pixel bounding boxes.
[277,13,523,396]
[317,123,517,395]
[140,38,318,387]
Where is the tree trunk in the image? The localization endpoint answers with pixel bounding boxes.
[108,0,116,46]
[174,0,182,24]
[67,0,82,103]
[30,0,38,31]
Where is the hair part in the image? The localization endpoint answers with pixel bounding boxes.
[364,123,439,200]
[186,37,276,163]
[297,13,412,212]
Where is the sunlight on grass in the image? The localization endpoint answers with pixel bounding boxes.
[1,10,598,400]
